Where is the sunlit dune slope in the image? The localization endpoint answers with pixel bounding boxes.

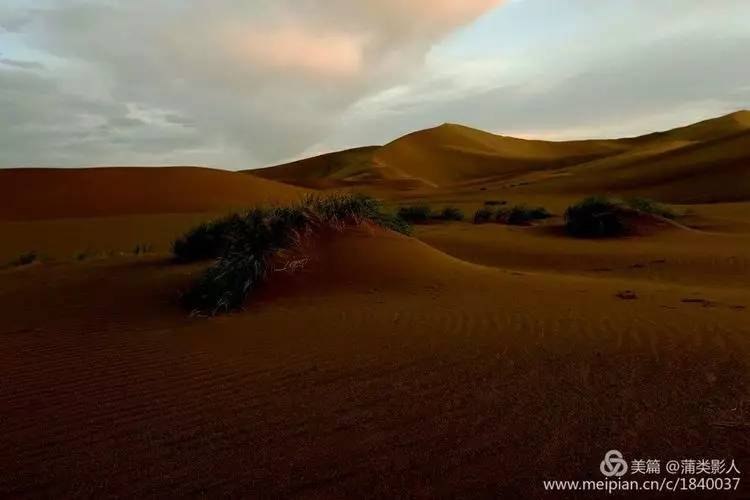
[248,111,750,203]
[372,123,629,186]
[523,111,750,202]
[250,146,382,188]
[252,125,628,189]
[0,166,306,220]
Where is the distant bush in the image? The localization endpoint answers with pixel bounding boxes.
[180,194,411,315]
[496,205,552,225]
[484,200,507,207]
[565,196,678,238]
[624,197,677,219]
[397,205,433,224]
[435,206,465,221]
[8,251,37,267]
[565,196,631,237]
[473,207,494,224]
[474,204,551,225]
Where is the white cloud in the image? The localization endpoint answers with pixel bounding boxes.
[0,0,502,168]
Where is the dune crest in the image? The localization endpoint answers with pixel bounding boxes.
[250,111,750,203]
[0,166,306,221]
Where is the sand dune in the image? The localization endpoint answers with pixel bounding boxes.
[4,112,750,497]
[524,112,750,202]
[2,227,748,497]
[250,111,750,203]
[0,166,305,220]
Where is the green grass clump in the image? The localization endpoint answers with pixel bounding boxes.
[434,206,465,221]
[496,205,551,225]
[565,196,678,238]
[624,197,677,219]
[474,204,551,225]
[8,251,37,267]
[397,205,433,224]
[473,208,494,224]
[564,196,631,237]
[179,194,411,315]
[172,215,244,263]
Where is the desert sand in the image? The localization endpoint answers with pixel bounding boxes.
[2,113,749,497]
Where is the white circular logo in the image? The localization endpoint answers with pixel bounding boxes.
[600,449,628,477]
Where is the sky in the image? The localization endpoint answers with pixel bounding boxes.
[1,0,749,169]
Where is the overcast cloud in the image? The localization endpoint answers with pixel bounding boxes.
[0,0,748,169]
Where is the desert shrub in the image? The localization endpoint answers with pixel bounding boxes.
[475,204,550,225]
[435,206,465,221]
[181,194,411,314]
[8,251,37,267]
[172,215,244,263]
[397,205,433,224]
[473,207,494,224]
[496,205,551,225]
[624,197,677,219]
[484,200,507,207]
[564,196,631,238]
[373,212,413,236]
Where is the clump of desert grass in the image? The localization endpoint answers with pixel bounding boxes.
[397,205,432,224]
[565,196,678,238]
[6,251,37,268]
[473,204,551,226]
[397,205,464,223]
[434,206,465,221]
[172,215,245,263]
[624,197,678,220]
[177,194,411,315]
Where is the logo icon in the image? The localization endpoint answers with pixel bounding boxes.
[600,449,628,477]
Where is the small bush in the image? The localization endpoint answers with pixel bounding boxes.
[565,196,631,238]
[397,205,433,224]
[9,251,37,267]
[497,205,551,225]
[435,206,465,221]
[180,194,412,314]
[172,215,244,263]
[475,204,550,225]
[484,200,506,207]
[624,197,677,219]
[473,207,494,224]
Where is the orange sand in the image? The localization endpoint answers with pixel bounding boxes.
[2,112,749,497]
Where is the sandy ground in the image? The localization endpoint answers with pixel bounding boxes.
[1,132,749,497]
[2,207,749,497]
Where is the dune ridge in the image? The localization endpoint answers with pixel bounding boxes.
[0,166,306,221]
[250,110,750,203]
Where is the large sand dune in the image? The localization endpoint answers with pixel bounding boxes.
[252,111,750,203]
[3,111,750,497]
[0,166,305,220]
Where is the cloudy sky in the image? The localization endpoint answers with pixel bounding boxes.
[1,0,749,169]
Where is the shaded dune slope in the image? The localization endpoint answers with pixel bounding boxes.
[0,166,306,220]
